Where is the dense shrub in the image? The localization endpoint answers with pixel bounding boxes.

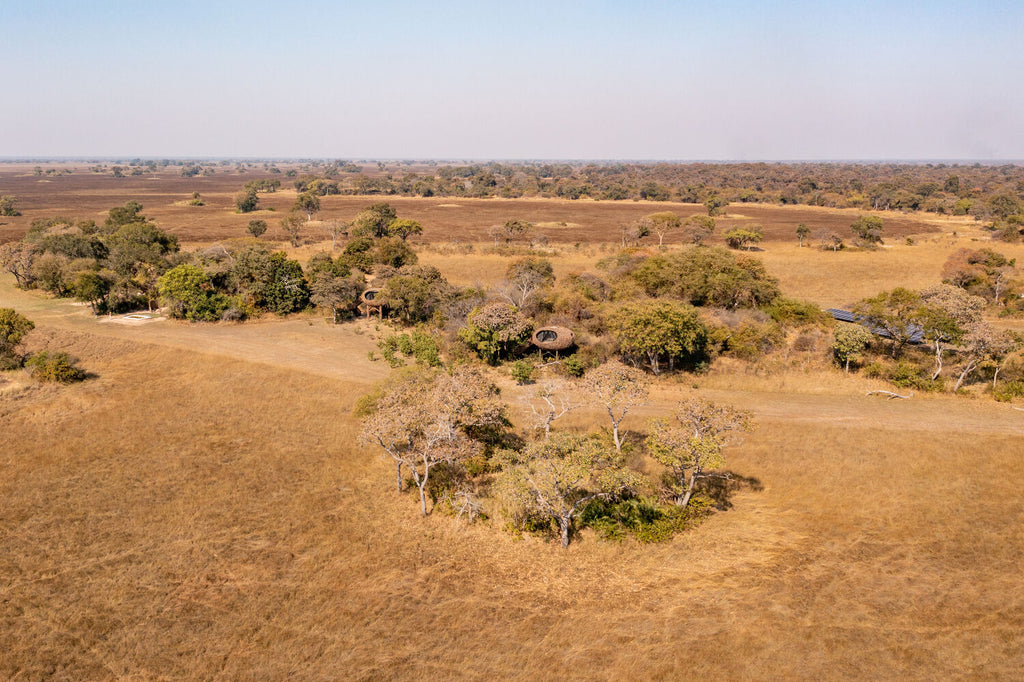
[26,351,86,383]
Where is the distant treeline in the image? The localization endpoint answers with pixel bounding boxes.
[261,160,1024,223]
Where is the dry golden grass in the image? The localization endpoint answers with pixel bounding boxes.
[2,314,1024,679]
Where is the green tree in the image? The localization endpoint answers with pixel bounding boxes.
[230,247,309,315]
[387,218,423,241]
[704,195,728,216]
[351,202,398,238]
[104,200,145,229]
[608,301,708,374]
[459,302,533,364]
[0,308,35,369]
[795,223,811,247]
[0,195,21,216]
[309,272,364,323]
[280,213,304,247]
[853,287,922,358]
[157,264,231,321]
[831,323,873,372]
[682,215,715,245]
[235,190,260,213]
[723,226,763,250]
[379,265,451,324]
[631,247,780,309]
[247,219,268,239]
[73,269,116,314]
[374,237,418,269]
[646,398,752,508]
[496,433,641,547]
[850,215,884,247]
[293,192,321,220]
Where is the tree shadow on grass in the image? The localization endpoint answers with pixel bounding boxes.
[696,471,763,511]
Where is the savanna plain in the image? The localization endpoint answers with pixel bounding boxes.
[2,163,1023,680]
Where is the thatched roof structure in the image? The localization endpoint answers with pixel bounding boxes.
[532,326,575,351]
[361,288,384,307]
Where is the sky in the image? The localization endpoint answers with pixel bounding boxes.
[1,0,1022,160]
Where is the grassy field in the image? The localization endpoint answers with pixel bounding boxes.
[2,165,1024,679]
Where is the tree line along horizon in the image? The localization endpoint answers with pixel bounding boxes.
[4,158,1024,238]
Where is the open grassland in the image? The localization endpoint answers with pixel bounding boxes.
[3,166,1024,678]
[2,313,1024,679]
[1,164,942,246]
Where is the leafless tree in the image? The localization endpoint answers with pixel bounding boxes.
[582,361,650,451]
[323,220,348,250]
[521,380,579,439]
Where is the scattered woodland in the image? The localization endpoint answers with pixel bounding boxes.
[2,160,1024,679]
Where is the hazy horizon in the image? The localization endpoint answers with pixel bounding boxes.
[3,1,1022,160]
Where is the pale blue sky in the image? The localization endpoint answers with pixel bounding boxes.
[1,0,1022,159]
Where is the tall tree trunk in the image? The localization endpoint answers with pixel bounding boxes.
[559,515,571,548]
[931,341,943,381]
[395,461,403,493]
[679,472,697,508]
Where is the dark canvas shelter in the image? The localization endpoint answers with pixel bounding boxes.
[826,308,924,344]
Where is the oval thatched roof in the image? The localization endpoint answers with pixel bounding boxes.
[532,326,575,350]
[361,288,383,306]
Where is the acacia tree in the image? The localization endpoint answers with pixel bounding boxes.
[581,361,650,451]
[387,218,422,242]
[360,367,505,516]
[723,226,763,251]
[294,192,321,221]
[643,212,682,247]
[646,398,752,508]
[496,433,640,548]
